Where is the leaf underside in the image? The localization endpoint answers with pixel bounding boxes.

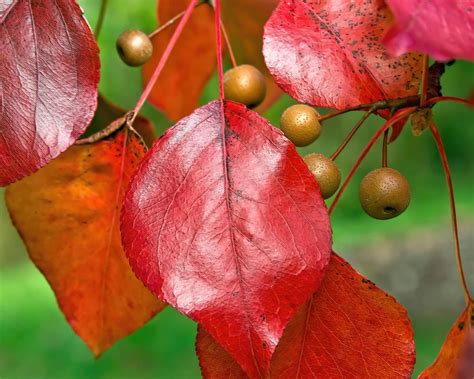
[0,0,100,186]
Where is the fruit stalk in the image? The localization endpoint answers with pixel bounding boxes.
[328,107,417,215]
[148,1,206,39]
[429,123,472,303]
[330,107,374,160]
[220,20,237,68]
[94,0,109,39]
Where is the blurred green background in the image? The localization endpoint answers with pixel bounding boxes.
[1,1,473,378]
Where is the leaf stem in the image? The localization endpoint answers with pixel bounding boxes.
[214,0,224,100]
[148,1,206,39]
[328,107,416,215]
[330,108,374,161]
[429,123,472,303]
[94,0,108,40]
[130,0,199,123]
[419,54,429,107]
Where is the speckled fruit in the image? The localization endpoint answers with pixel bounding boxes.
[280,104,321,147]
[223,65,266,108]
[116,30,153,67]
[303,153,341,199]
[359,167,410,220]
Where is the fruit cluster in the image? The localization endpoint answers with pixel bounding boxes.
[116,30,411,220]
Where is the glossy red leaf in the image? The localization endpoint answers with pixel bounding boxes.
[143,0,280,121]
[197,253,415,379]
[6,126,165,356]
[384,0,474,62]
[0,0,100,186]
[121,100,332,377]
[263,0,423,110]
[419,303,473,378]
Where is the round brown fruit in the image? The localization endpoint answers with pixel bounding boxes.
[359,167,410,220]
[116,30,153,67]
[280,104,321,147]
[224,65,266,108]
[303,153,341,199]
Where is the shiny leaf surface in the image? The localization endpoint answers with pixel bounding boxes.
[0,0,100,186]
[121,100,332,377]
[263,0,423,109]
[197,253,415,378]
[6,127,165,356]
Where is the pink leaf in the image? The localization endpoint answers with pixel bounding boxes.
[0,0,100,186]
[384,0,474,62]
[121,100,332,377]
[263,0,423,110]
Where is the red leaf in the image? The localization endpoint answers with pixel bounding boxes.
[121,100,332,377]
[419,303,474,379]
[383,0,474,62]
[6,126,165,356]
[263,0,423,110]
[0,0,100,186]
[143,0,280,121]
[197,253,415,379]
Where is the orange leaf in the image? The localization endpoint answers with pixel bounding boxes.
[419,302,474,379]
[143,0,281,121]
[5,127,165,356]
[197,253,415,378]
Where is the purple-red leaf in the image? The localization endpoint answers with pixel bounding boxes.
[263,0,423,110]
[0,0,100,186]
[121,100,332,377]
[197,253,416,379]
[384,0,474,62]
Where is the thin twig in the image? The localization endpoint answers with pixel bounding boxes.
[430,123,472,303]
[318,96,420,122]
[94,0,109,39]
[75,114,130,145]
